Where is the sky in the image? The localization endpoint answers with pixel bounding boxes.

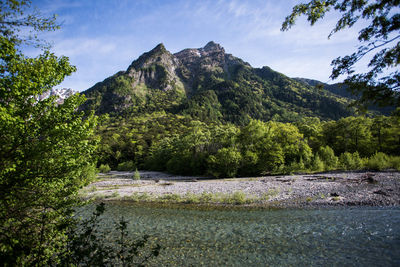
[27,0,367,92]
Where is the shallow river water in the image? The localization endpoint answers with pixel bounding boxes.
[79,203,400,266]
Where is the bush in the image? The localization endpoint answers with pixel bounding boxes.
[228,191,247,205]
[318,146,338,170]
[366,152,390,170]
[98,164,111,173]
[311,155,324,172]
[282,157,306,174]
[117,161,135,171]
[388,156,400,171]
[133,168,140,180]
[339,152,364,170]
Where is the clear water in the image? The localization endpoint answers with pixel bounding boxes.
[79,203,400,266]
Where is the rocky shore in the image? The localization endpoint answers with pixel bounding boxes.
[84,171,400,208]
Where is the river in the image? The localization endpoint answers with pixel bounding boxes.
[78,202,400,266]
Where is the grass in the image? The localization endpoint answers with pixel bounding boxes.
[111,191,120,198]
[114,190,281,205]
[261,188,280,201]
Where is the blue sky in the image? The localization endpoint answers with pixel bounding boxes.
[29,0,365,92]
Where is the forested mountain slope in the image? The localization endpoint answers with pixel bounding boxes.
[82,41,356,124]
[293,77,394,115]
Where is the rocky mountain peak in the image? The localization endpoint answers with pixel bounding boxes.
[125,43,184,92]
[202,41,224,53]
[151,43,167,53]
[127,43,173,71]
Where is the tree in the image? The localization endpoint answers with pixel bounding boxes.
[0,1,98,265]
[0,0,59,47]
[282,0,400,109]
[238,120,285,175]
[207,147,242,178]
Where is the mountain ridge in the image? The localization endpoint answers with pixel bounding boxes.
[81,41,357,123]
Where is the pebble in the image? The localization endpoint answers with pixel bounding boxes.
[89,171,400,206]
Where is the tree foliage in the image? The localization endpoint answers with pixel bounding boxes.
[97,111,400,177]
[0,1,98,265]
[282,0,400,109]
[0,0,59,47]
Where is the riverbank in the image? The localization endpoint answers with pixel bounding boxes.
[82,171,400,208]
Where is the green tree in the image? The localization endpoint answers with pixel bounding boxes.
[318,145,339,170]
[238,120,285,175]
[207,147,242,178]
[323,116,373,156]
[270,121,313,167]
[0,1,98,265]
[282,0,400,109]
[295,117,323,152]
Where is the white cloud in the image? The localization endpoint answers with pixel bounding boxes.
[52,37,117,57]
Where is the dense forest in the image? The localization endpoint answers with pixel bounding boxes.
[96,111,400,177]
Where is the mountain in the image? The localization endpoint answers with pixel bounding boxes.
[294,78,394,115]
[293,78,356,99]
[82,41,356,124]
[40,88,76,104]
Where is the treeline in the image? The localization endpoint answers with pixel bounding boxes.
[96,111,400,177]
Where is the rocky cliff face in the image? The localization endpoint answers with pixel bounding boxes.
[175,41,250,85]
[126,43,183,92]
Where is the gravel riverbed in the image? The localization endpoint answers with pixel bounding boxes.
[85,171,400,207]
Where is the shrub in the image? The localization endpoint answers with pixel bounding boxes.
[318,146,338,170]
[311,155,324,172]
[133,168,140,180]
[339,152,364,170]
[283,158,306,174]
[117,161,135,171]
[351,152,364,170]
[199,192,213,202]
[388,156,400,171]
[229,191,247,205]
[98,164,111,173]
[184,193,200,204]
[127,192,151,202]
[159,193,182,202]
[80,164,98,183]
[339,152,353,170]
[366,152,390,170]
